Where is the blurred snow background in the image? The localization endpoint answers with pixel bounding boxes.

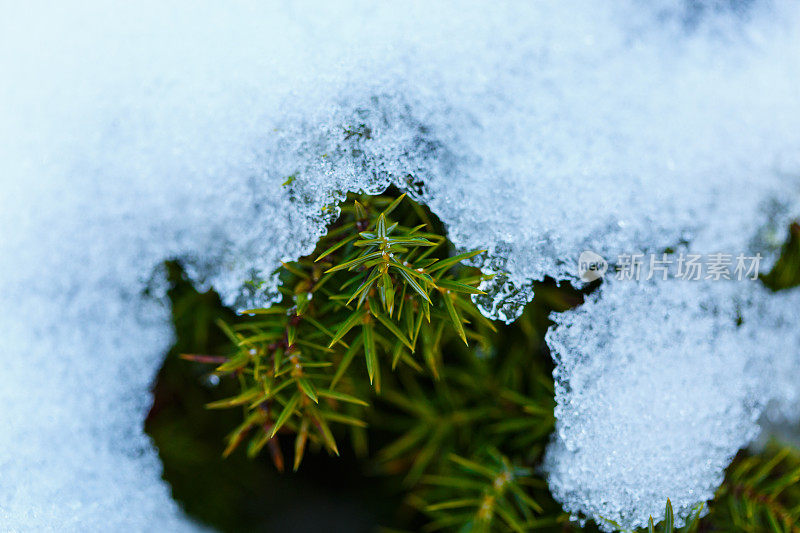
[1,1,799,530]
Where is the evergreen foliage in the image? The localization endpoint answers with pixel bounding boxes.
[166,190,800,532]
[702,443,800,532]
[763,222,800,291]
[182,193,493,469]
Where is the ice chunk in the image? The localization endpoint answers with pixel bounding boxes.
[544,278,800,530]
[1,1,800,531]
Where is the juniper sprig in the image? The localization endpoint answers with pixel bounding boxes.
[182,192,492,470]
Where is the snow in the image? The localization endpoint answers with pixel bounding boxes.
[545,279,800,529]
[1,1,799,531]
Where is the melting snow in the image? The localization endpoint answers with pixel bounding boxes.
[1,1,799,530]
